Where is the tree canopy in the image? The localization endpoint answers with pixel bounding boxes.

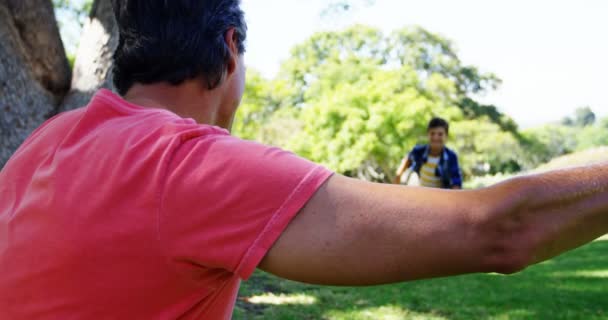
[233,25,534,181]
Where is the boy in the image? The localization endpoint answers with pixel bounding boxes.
[394,117,462,189]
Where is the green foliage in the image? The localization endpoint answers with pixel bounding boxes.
[66,53,76,69]
[234,71,275,141]
[459,98,518,133]
[387,27,501,96]
[451,119,524,177]
[573,124,608,151]
[235,25,605,182]
[276,25,502,105]
[285,65,461,180]
[233,71,302,147]
[521,117,608,166]
[521,125,579,165]
[235,25,526,181]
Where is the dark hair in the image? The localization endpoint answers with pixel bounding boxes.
[427,117,449,134]
[111,0,247,95]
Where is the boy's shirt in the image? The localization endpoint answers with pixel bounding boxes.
[408,145,462,188]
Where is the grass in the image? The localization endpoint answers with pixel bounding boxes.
[235,238,608,319]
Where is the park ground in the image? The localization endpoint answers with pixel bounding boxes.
[235,148,608,320]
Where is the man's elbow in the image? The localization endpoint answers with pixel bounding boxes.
[473,179,537,275]
[478,224,536,275]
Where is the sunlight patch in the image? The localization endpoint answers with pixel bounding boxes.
[326,305,449,320]
[552,270,608,279]
[494,309,535,319]
[246,293,317,305]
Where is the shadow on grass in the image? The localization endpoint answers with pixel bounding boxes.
[235,239,608,320]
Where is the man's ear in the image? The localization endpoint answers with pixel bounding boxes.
[224,28,239,75]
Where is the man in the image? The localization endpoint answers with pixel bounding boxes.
[394,117,462,189]
[0,1,606,319]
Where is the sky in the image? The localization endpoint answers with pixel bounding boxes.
[240,0,608,127]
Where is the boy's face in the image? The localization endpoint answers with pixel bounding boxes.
[428,127,447,150]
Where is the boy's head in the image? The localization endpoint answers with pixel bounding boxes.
[111,0,248,96]
[427,117,449,150]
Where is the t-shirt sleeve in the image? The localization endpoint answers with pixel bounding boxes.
[160,134,333,280]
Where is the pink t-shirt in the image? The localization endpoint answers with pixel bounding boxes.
[0,89,332,319]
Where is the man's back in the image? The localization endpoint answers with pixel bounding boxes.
[0,90,331,319]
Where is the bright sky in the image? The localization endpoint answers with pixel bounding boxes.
[241,0,608,127]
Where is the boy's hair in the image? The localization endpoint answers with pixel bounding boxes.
[427,117,449,134]
[111,0,247,95]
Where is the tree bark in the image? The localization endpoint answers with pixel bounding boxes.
[0,0,70,167]
[0,0,116,168]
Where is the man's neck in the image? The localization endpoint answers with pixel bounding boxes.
[123,82,233,130]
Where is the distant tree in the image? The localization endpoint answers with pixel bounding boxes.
[561,116,574,126]
[320,0,375,19]
[560,107,596,127]
[521,125,579,163]
[574,106,596,127]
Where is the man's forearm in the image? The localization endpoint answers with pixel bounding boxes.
[261,164,608,286]
[476,163,608,272]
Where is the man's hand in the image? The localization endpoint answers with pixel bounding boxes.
[259,163,608,286]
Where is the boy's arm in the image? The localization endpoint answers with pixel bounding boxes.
[393,157,412,184]
[259,163,608,286]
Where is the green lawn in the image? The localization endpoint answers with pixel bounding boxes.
[235,238,608,319]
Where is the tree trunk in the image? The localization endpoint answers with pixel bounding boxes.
[0,0,116,168]
[0,0,70,167]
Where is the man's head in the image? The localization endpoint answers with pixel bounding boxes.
[111,0,247,126]
[427,117,449,151]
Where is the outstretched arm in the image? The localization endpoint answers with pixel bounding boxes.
[259,163,608,286]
